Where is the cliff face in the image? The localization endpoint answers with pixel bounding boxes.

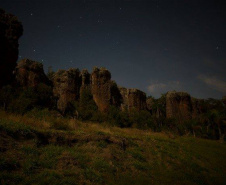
[191,98,203,119]
[166,91,192,122]
[53,69,81,114]
[91,67,112,112]
[80,69,91,95]
[119,88,147,111]
[15,59,50,87]
[0,9,23,88]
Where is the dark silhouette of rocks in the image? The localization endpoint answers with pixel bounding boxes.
[91,67,112,112]
[119,87,146,111]
[223,96,226,106]
[110,81,122,107]
[146,97,154,114]
[53,68,81,114]
[0,9,23,88]
[80,69,91,95]
[166,91,192,122]
[15,59,50,87]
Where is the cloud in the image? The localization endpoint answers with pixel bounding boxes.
[198,75,226,93]
[147,81,181,97]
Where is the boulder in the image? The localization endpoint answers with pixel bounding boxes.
[119,87,147,111]
[53,68,81,114]
[15,59,50,87]
[166,91,192,122]
[0,9,23,88]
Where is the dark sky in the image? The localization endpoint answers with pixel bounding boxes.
[1,0,226,99]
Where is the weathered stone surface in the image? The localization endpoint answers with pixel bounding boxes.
[191,98,203,119]
[146,97,154,113]
[119,87,147,111]
[80,69,91,94]
[53,68,81,114]
[15,59,50,87]
[166,91,192,121]
[0,9,23,88]
[110,81,122,107]
[91,67,112,112]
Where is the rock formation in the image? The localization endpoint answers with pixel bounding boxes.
[91,67,112,112]
[119,87,147,111]
[146,97,154,114]
[15,59,50,87]
[80,69,91,95]
[0,9,23,88]
[110,81,122,107]
[191,98,203,119]
[166,91,192,122]
[53,68,81,114]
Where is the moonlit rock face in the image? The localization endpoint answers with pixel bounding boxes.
[15,58,50,87]
[53,68,81,114]
[119,87,147,112]
[91,67,112,112]
[166,91,192,122]
[0,9,23,88]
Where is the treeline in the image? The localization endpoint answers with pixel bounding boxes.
[0,84,225,141]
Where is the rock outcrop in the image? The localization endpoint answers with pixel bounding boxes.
[166,91,192,122]
[15,59,50,87]
[119,88,147,111]
[191,98,203,119]
[91,67,112,112]
[0,9,23,88]
[146,97,154,114]
[53,69,81,114]
[80,69,91,94]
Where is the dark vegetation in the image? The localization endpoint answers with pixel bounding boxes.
[0,110,226,185]
[0,84,225,141]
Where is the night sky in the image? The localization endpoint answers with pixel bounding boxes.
[1,0,226,99]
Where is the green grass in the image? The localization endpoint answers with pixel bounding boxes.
[0,111,226,185]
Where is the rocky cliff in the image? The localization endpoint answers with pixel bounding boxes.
[91,67,112,112]
[53,68,81,114]
[80,69,91,95]
[15,59,50,87]
[119,87,147,111]
[0,9,23,88]
[166,91,192,122]
[191,98,203,119]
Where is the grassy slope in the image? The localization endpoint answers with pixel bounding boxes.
[0,110,226,185]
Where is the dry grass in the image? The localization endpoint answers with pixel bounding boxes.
[0,110,226,185]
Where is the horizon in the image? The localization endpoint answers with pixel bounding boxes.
[1,0,226,99]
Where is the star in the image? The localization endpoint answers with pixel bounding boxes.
[33,49,36,52]
[31,13,33,16]
[216,46,219,50]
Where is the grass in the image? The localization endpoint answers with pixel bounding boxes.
[0,110,226,185]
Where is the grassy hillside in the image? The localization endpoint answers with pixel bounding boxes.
[0,110,226,185]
